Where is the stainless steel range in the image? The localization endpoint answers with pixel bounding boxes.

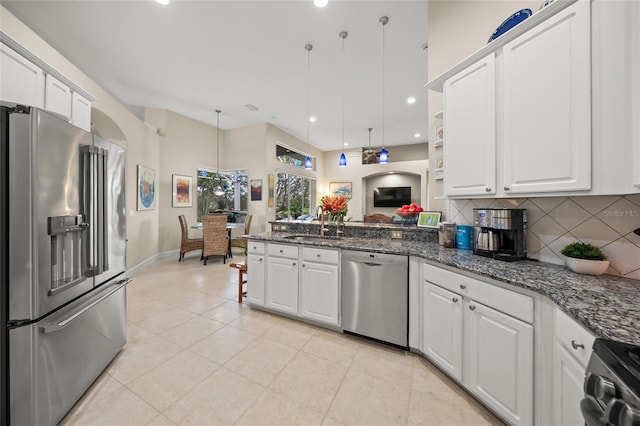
[1,105,130,425]
[581,339,640,426]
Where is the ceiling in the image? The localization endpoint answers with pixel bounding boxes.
[3,0,429,152]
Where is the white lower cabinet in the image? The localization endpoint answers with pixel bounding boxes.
[422,282,463,381]
[300,258,339,326]
[266,255,299,315]
[421,263,534,426]
[247,254,265,306]
[247,241,266,306]
[465,300,533,426]
[552,307,595,426]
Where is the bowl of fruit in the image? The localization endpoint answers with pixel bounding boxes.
[395,203,424,220]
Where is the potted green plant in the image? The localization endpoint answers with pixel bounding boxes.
[560,242,609,275]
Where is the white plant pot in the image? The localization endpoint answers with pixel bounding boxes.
[564,256,610,276]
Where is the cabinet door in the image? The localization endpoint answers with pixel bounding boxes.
[503,0,591,194]
[247,254,265,306]
[465,301,533,426]
[266,257,298,315]
[44,74,72,119]
[0,43,44,108]
[300,261,339,326]
[443,54,496,197]
[553,342,587,426]
[422,282,463,381]
[71,92,92,131]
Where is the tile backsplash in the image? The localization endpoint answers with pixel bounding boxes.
[446,195,640,280]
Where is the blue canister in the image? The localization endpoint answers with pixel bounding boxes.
[456,225,473,250]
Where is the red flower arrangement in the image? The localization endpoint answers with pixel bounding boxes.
[320,194,348,220]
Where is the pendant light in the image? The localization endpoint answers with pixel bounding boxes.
[304,43,313,170]
[379,16,389,164]
[339,30,348,167]
[213,109,225,196]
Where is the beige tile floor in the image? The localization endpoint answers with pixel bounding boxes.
[61,250,503,426]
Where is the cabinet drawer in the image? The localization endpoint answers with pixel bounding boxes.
[423,263,533,324]
[302,247,339,264]
[555,307,595,367]
[268,243,298,259]
[248,241,265,255]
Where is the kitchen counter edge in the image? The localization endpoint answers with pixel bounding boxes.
[248,232,640,345]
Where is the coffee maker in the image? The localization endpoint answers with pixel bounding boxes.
[473,208,526,261]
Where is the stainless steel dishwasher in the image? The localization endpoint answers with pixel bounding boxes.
[341,250,408,348]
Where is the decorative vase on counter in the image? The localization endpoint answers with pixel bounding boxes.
[563,256,610,276]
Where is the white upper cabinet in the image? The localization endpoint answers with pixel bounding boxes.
[45,74,72,120]
[71,92,92,132]
[0,43,44,108]
[444,54,496,197]
[502,0,591,194]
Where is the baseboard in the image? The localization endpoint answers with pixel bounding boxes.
[127,249,179,277]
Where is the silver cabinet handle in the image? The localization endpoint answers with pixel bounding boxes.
[317,254,321,258]
[302,264,306,267]
[469,305,476,311]
[292,262,296,266]
[504,186,510,191]
[452,297,459,303]
[571,340,585,350]
[485,187,491,192]
[279,249,283,253]
[460,284,467,289]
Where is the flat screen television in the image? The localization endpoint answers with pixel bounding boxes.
[373,186,411,207]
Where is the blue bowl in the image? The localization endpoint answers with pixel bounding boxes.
[488,9,533,43]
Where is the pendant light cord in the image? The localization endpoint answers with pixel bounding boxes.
[307,44,311,153]
[341,34,345,152]
[381,17,386,150]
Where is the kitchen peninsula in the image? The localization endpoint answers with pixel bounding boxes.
[248,221,640,426]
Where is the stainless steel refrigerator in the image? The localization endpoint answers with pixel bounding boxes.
[0,105,129,425]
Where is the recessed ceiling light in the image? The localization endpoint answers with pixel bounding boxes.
[407,97,416,104]
[156,0,169,5]
[309,116,316,122]
[314,0,328,7]
[414,133,421,138]
[344,142,348,146]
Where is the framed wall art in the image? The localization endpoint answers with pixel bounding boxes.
[137,165,156,211]
[329,182,352,199]
[268,174,274,207]
[417,211,441,228]
[172,174,192,207]
[251,179,263,201]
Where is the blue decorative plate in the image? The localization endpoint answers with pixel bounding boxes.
[487,9,533,43]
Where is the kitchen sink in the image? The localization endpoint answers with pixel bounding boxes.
[282,234,343,242]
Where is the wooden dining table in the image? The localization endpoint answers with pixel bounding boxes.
[191,222,245,258]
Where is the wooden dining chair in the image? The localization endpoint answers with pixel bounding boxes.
[178,215,203,261]
[202,214,228,265]
[230,214,252,253]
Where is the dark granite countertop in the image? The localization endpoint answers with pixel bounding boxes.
[249,232,640,345]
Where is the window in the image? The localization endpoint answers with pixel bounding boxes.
[276,144,313,170]
[197,168,248,221]
[275,171,316,220]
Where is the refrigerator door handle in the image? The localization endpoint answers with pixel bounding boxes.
[40,278,131,334]
[82,146,109,277]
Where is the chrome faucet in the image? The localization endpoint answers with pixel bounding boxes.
[315,205,328,236]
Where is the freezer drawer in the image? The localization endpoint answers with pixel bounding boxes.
[9,279,128,426]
